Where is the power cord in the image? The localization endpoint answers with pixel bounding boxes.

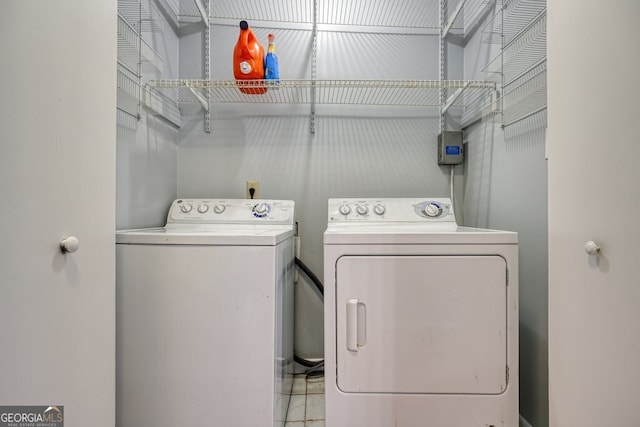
[294,257,325,373]
[295,257,323,296]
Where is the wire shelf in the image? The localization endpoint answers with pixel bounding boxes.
[143,86,182,127]
[481,3,503,44]
[140,0,501,131]
[117,0,176,125]
[178,0,313,23]
[318,0,440,29]
[499,6,546,129]
[175,0,494,33]
[117,63,140,118]
[151,79,496,107]
[117,14,163,74]
[501,9,545,84]
[461,86,501,126]
[482,4,545,79]
[496,0,545,44]
[446,0,498,37]
[118,0,164,32]
[502,59,546,127]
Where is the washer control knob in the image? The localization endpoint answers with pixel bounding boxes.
[253,203,270,217]
[197,203,209,214]
[356,205,369,215]
[213,204,225,214]
[373,204,386,215]
[180,203,193,214]
[423,202,443,218]
[339,204,352,216]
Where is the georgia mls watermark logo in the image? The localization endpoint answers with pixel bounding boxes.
[0,406,63,427]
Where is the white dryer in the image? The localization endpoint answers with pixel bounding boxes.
[324,198,518,427]
[116,199,295,427]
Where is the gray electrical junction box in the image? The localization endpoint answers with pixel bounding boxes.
[437,131,464,165]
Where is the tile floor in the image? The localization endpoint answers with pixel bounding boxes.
[285,373,325,427]
[284,373,527,426]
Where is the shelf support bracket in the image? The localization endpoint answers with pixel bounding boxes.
[185,81,210,113]
[443,0,467,38]
[442,82,470,116]
[201,0,211,132]
[193,0,210,27]
[310,0,318,135]
[439,0,446,133]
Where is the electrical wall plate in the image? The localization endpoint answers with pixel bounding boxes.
[246,180,260,199]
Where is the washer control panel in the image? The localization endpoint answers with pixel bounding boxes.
[328,198,455,223]
[167,199,295,225]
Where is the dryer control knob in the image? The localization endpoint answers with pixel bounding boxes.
[213,204,225,214]
[423,203,442,218]
[339,204,352,216]
[180,203,193,214]
[356,205,369,215]
[373,204,386,215]
[197,203,209,213]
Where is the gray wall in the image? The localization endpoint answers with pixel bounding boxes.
[177,22,463,357]
[117,111,179,229]
[178,112,459,357]
[116,5,181,230]
[462,8,549,425]
[464,120,548,427]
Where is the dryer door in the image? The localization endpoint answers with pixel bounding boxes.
[335,255,508,395]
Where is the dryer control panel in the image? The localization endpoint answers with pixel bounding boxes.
[328,198,456,223]
[167,199,295,225]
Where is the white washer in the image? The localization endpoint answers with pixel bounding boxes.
[116,199,295,427]
[324,198,518,427]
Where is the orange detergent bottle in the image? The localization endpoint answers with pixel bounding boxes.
[233,20,267,95]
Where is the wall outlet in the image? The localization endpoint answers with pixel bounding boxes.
[246,180,260,199]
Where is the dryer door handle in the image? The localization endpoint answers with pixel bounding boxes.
[346,299,366,352]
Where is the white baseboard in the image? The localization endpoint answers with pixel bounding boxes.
[519,415,533,427]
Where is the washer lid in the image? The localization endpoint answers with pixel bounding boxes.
[116,225,293,246]
[117,198,295,245]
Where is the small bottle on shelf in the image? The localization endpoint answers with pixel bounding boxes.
[264,33,280,88]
